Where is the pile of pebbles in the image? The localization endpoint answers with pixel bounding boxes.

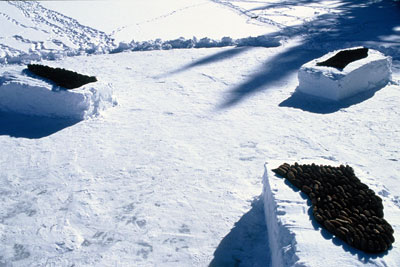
[272,163,394,253]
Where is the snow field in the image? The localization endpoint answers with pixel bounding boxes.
[1,45,399,266]
[297,48,392,101]
[40,0,275,42]
[1,0,400,266]
[0,1,280,66]
[0,67,116,119]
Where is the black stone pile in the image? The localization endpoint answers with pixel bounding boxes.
[316,47,369,70]
[27,64,97,89]
[272,163,394,253]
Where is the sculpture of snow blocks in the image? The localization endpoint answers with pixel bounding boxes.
[297,47,392,101]
[0,69,117,120]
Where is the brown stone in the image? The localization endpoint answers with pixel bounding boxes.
[314,213,324,223]
[302,185,312,194]
[287,171,295,180]
[273,167,287,177]
[368,240,375,252]
[324,220,336,232]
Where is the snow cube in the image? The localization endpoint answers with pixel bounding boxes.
[297,48,392,101]
[0,68,117,119]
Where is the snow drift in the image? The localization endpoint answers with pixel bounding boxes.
[0,68,116,119]
[297,48,392,101]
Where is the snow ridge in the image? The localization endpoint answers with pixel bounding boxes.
[111,35,281,54]
[0,1,281,66]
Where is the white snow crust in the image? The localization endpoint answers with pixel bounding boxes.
[297,48,392,101]
[264,159,400,267]
[0,67,116,119]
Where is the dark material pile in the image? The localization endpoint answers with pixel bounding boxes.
[316,47,369,70]
[27,64,97,89]
[272,163,394,253]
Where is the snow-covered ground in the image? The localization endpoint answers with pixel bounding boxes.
[0,0,399,266]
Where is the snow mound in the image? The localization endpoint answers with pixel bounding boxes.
[263,159,400,267]
[0,68,116,119]
[297,48,392,101]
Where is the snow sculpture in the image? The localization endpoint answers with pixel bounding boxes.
[0,68,117,119]
[297,47,392,101]
[272,162,394,253]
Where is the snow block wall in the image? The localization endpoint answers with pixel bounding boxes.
[262,163,300,267]
[0,69,116,119]
[297,48,392,101]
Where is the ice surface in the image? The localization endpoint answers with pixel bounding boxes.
[297,48,392,101]
[264,159,400,267]
[0,68,116,119]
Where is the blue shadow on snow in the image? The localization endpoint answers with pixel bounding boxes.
[209,197,271,267]
[0,112,79,139]
[279,86,384,114]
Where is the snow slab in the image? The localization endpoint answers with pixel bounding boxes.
[263,159,400,267]
[297,48,392,101]
[0,67,116,119]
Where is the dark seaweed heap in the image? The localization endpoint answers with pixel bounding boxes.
[272,163,394,253]
[27,64,97,89]
[316,47,369,70]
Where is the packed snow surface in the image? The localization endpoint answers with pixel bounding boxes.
[0,0,400,266]
[0,67,116,119]
[297,48,392,101]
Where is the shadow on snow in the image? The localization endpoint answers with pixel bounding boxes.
[0,112,80,139]
[166,47,253,77]
[279,86,384,114]
[219,48,323,109]
[209,197,271,267]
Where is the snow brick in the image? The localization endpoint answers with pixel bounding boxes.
[297,47,392,101]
